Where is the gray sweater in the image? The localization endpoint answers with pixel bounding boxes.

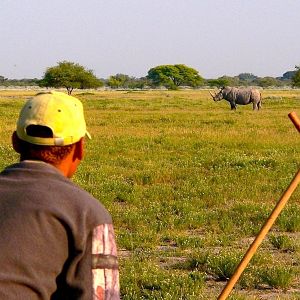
[0,161,119,299]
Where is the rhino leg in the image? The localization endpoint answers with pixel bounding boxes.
[257,101,262,110]
[252,101,261,111]
[230,102,236,110]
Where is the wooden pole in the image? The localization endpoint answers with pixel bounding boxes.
[218,112,300,300]
[288,112,300,133]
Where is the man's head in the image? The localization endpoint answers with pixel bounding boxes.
[16,91,90,146]
[13,91,90,177]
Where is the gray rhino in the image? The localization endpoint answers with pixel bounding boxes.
[210,87,262,110]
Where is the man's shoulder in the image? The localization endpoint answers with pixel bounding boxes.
[63,179,112,222]
[1,161,112,225]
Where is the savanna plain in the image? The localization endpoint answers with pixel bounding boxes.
[1,89,300,299]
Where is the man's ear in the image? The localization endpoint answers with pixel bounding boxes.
[73,138,84,161]
[12,131,21,154]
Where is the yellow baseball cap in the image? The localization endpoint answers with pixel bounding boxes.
[16,91,91,146]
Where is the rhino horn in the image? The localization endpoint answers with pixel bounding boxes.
[209,91,215,98]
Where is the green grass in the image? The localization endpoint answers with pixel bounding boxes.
[1,88,300,298]
[259,266,295,289]
[269,234,297,252]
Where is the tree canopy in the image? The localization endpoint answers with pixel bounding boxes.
[40,61,103,94]
[0,76,7,82]
[292,66,300,88]
[106,74,149,89]
[147,64,203,89]
[2,63,299,89]
[282,71,296,80]
[237,73,258,82]
[206,76,240,88]
[253,76,284,88]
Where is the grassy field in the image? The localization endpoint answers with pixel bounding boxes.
[1,88,300,299]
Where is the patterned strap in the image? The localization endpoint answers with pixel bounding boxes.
[92,254,119,270]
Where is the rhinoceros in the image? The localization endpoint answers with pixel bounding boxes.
[209,86,262,110]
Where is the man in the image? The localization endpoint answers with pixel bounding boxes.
[0,91,120,299]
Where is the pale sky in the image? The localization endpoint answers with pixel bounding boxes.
[1,0,299,79]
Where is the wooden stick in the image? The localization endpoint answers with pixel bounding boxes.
[218,112,300,300]
[288,112,300,133]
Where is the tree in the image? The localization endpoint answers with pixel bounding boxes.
[40,61,103,94]
[107,74,131,89]
[281,71,296,80]
[147,64,203,89]
[107,74,150,89]
[253,77,283,88]
[215,75,239,87]
[237,73,257,82]
[206,78,230,88]
[237,73,258,86]
[292,66,300,88]
[128,77,150,89]
[0,75,8,83]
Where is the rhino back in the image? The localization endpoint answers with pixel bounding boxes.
[222,87,238,101]
[235,89,252,104]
